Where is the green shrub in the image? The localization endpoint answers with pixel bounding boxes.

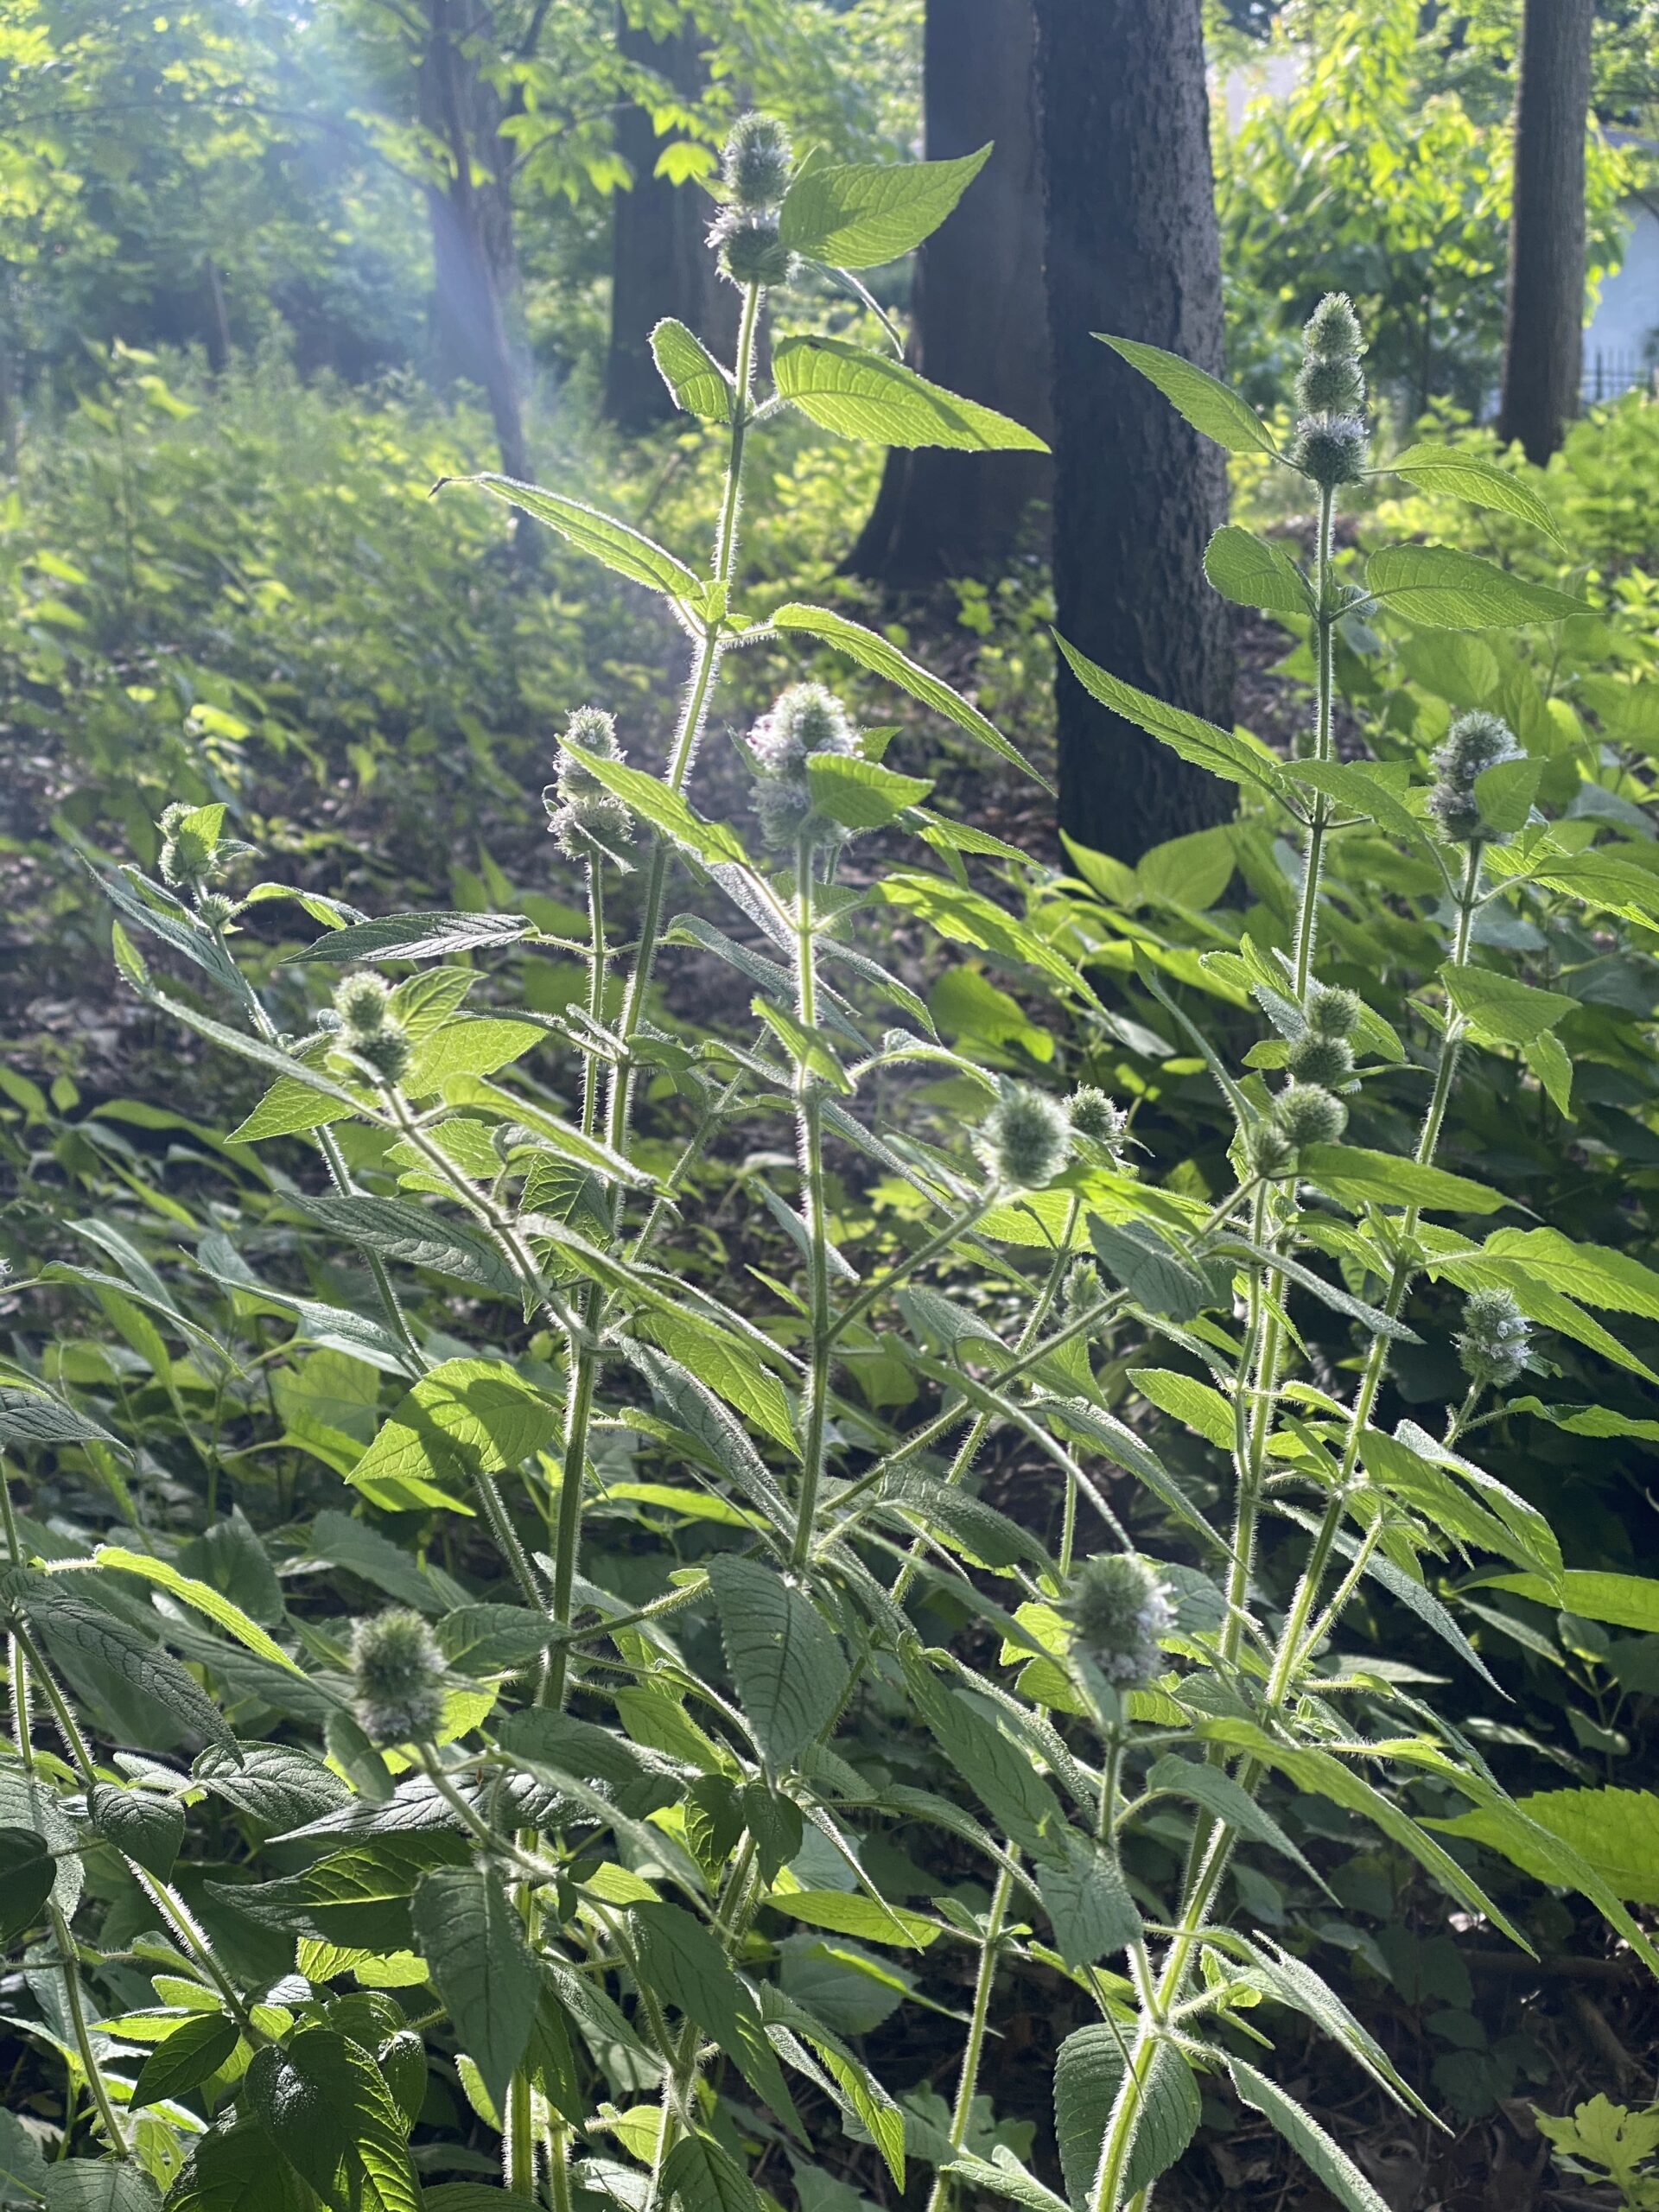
[5,129,1659,2212]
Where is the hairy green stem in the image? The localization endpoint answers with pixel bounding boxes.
[791,837,834,1571]
[552,277,764,1695]
[50,1904,130,2158]
[923,1863,1015,2212]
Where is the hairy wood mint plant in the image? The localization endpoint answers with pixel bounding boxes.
[7,123,1659,2212]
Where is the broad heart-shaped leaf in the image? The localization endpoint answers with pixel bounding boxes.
[1054,2025,1199,2207]
[1479,1569,1659,1630]
[411,1865,538,2115]
[194,1741,350,1830]
[629,1903,804,2137]
[651,318,731,421]
[899,1651,1068,1860]
[22,1586,235,1749]
[248,2029,420,2212]
[706,1555,847,1775]
[769,603,1048,787]
[1389,442,1564,543]
[1433,1786,1659,1904]
[806,753,933,829]
[1095,334,1276,454]
[0,1769,82,1921]
[632,1307,797,1454]
[562,748,747,864]
[0,1385,123,1452]
[87,1781,183,1878]
[286,911,535,965]
[435,474,702,599]
[41,2166,162,2212]
[1033,1830,1141,1969]
[1227,2057,1389,2212]
[772,337,1048,452]
[778,144,990,267]
[1364,543,1588,628]
[294,1194,520,1297]
[1294,1144,1509,1216]
[1087,1215,1214,1321]
[168,2124,318,2212]
[348,1358,559,1512]
[1441,963,1574,1047]
[0,1827,55,1944]
[130,2009,239,2108]
[1054,633,1287,794]
[660,2133,762,2212]
[89,1546,301,1672]
[1203,525,1313,616]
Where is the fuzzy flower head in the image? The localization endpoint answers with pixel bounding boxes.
[1273,1080,1348,1147]
[748,684,860,850]
[1065,1554,1175,1688]
[546,704,632,864]
[977,1084,1072,1192]
[1306,983,1361,1040]
[721,111,792,212]
[1294,352,1365,416]
[1287,1030,1354,1088]
[1241,1117,1295,1179]
[750,684,858,775]
[1303,292,1364,364]
[708,207,797,290]
[1289,412,1369,488]
[350,1610,446,1748]
[332,971,412,1084]
[335,972,393,1036]
[1456,1287,1531,1391]
[1069,1086,1129,1156]
[1427,710,1523,845]
[157,803,222,893]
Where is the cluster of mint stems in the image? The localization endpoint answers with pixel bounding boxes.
[1085,487,1491,2212]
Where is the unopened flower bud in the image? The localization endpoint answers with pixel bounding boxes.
[194,891,236,931]
[753,774,812,850]
[1290,411,1369,487]
[1306,984,1361,1040]
[545,707,632,866]
[722,112,792,212]
[1287,1031,1354,1087]
[350,1610,446,1747]
[157,803,219,892]
[1065,1259,1105,1316]
[1456,1287,1530,1390]
[978,1084,1072,1192]
[1064,1554,1175,1688]
[1274,1081,1348,1147]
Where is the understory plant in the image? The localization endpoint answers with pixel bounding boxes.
[6,116,1659,2212]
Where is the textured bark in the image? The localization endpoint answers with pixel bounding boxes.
[420,0,528,481]
[1035,0,1233,863]
[843,0,1051,584]
[1497,0,1594,465]
[605,13,735,429]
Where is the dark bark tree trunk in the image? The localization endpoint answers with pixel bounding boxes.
[605,11,734,430]
[1497,0,1593,466]
[842,0,1051,585]
[1035,0,1234,865]
[420,0,529,482]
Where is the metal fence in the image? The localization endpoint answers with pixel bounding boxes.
[1582,346,1656,404]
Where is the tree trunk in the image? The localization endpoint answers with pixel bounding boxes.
[421,0,529,482]
[1035,0,1233,865]
[842,0,1051,585]
[1497,0,1593,466]
[605,10,734,430]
